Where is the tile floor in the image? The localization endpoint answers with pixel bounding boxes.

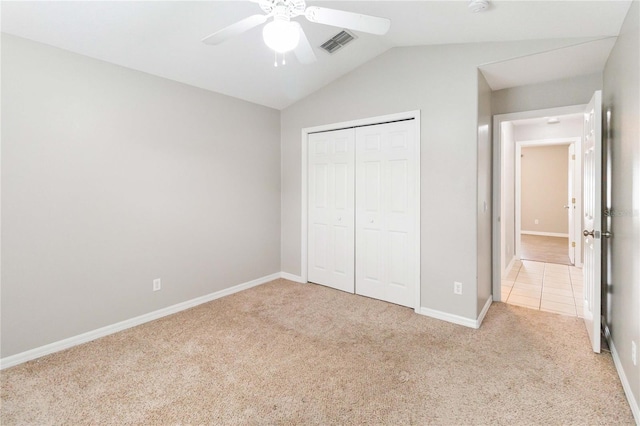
[502,260,584,317]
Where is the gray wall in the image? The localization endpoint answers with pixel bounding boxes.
[492,73,603,115]
[602,0,640,413]
[477,71,492,312]
[281,39,585,321]
[1,35,281,358]
[520,145,569,234]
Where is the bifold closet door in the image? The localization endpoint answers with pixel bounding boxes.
[307,129,355,293]
[355,121,417,308]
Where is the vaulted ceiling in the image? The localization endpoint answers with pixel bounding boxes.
[1,1,633,109]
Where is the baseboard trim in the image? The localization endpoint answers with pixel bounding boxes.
[280,272,306,283]
[604,325,640,424]
[477,296,493,327]
[418,307,476,329]
[504,256,517,278]
[521,231,569,238]
[0,272,281,370]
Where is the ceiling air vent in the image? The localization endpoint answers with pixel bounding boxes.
[320,30,357,54]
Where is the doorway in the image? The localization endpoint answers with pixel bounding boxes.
[516,139,579,266]
[492,107,585,317]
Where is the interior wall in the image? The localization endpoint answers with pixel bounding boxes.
[520,145,569,235]
[501,122,516,274]
[281,38,589,321]
[477,71,492,312]
[492,73,603,115]
[602,0,640,415]
[1,35,282,358]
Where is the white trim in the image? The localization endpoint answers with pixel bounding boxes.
[492,106,586,302]
[0,272,281,370]
[477,296,493,327]
[280,272,306,283]
[301,110,421,312]
[503,256,517,278]
[604,325,640,424]
[419,297,492,330]
[520,231,569,238]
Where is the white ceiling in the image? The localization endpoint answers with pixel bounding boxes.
[1,1,633,110]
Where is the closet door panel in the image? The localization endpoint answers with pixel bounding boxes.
[355,121,417,308]
[308,129,355,293]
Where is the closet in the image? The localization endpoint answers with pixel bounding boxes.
[307,119,418,308]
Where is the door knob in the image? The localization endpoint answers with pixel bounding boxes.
[583,229,594,237]
[602,231,613,238]
[564,205,570,209]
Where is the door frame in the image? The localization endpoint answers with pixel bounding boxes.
[492,105,585,302]
[301,110,421,312]
[514,137,581,262]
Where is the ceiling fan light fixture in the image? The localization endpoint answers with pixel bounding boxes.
[468,0,490,13]
[263,18,300,53]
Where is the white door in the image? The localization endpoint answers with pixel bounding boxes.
[355,121,417,308]
[308,129,355,293]
[567,144,575,265]
[582,90,602,353]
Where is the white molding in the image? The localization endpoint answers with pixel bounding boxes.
[477,296,493,327]
[0,272,281,370]
[280,272,305,283]
[419,302,491,330]
[604,325,640,424]
[301,110,421,311]
[419,307,477,328]
[504,256,517,278]
[521,231,569,238]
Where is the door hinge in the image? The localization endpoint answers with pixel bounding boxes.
[572,154,576,160]
[572,197,576,204]
[572,241,576,247]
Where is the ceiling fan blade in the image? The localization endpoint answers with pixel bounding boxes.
[293,23,317,64]
[304,6,390,35]
[201,14,268,45]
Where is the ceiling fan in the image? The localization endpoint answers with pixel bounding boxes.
[201,0,391,65]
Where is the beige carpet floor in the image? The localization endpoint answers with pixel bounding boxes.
[1,279,634,425]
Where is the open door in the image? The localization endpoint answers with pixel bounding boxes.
[567,144,575,265]
[582,90,602,353]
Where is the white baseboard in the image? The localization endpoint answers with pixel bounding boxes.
[604,325,640,424]
[503,256,517,278]
[0,272,281,370]
[280,272,306,283]
[521,231,569,238]
[419,296,493,329]
[477,296,493,327]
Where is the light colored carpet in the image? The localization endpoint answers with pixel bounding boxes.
[1,279,634,425]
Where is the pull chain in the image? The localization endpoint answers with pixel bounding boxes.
[273,51,287,67]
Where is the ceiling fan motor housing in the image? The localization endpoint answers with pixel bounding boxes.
[260,0,306,18]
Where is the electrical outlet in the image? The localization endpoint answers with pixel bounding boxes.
[454,281,463,295]
[632,341,637,366]
[534,219,539,225]
[153,278,161,292]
